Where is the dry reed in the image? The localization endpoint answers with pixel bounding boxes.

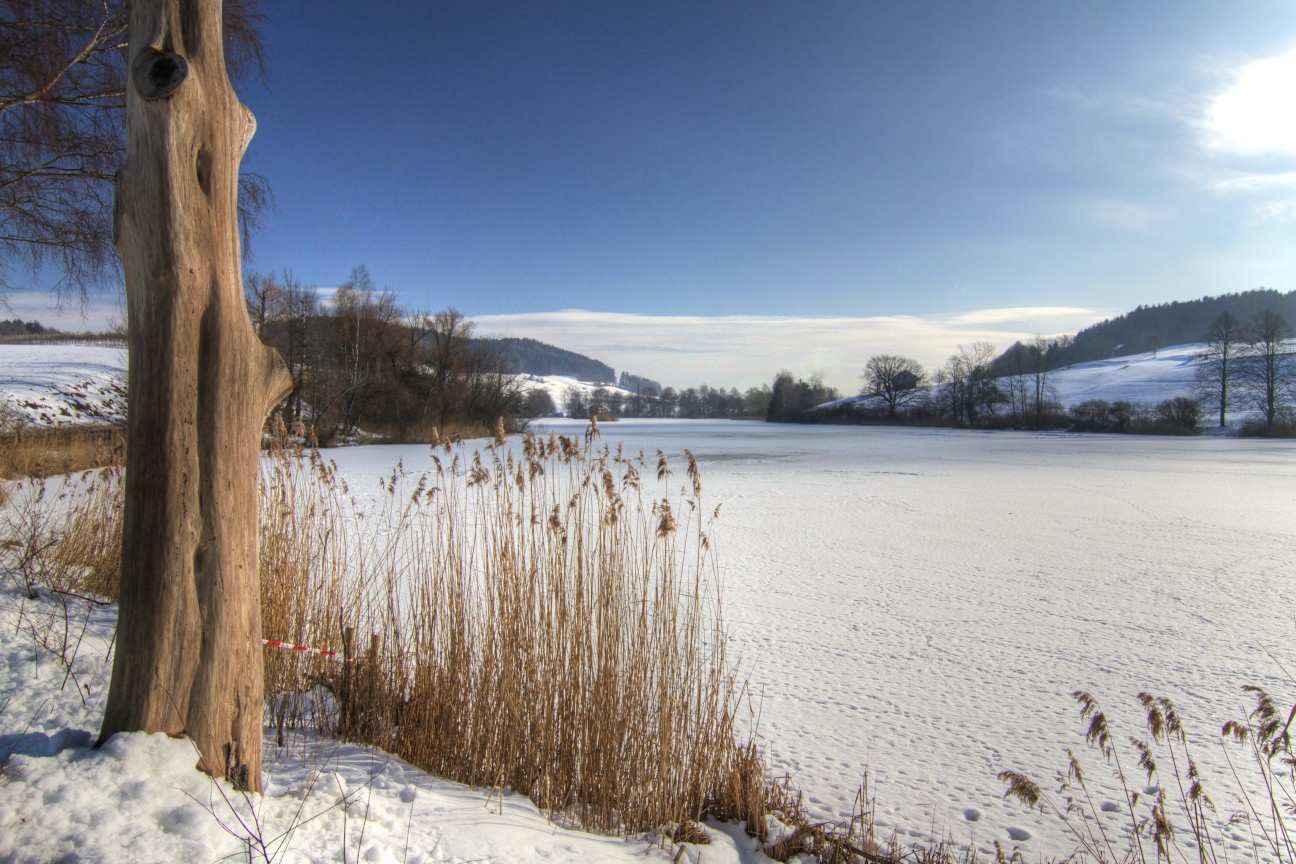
[1001,687,1296,864]
[0,422,124,481]
[0,423,954,862]
[262,429,749,836]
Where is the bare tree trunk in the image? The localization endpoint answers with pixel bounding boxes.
[99,0,290,792]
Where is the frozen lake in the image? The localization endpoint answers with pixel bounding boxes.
[327,419,1296,859]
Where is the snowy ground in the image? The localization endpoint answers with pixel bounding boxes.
[0,343,127,427]
[177,419,1293,863]
[1047,343,1202,408]
[2,348,1295,862]
[0,527,762,863]
[520,420,1293,859]
[516,373,634,411]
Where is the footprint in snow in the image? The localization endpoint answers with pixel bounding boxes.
[963,808,981,822]
[1007,827,1031,842]
[1101,801,1120,813]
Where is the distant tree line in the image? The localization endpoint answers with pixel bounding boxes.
[766,373,841,422]
[246,265,521,444]
[559,383,772,420]
[0,318,49,337]
[765,304,1296,436]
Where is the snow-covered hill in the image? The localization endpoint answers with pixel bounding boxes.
[1047,342,1202,407]
[823,342,1213,416]
[515,373,634,414]
[0,343,126,427]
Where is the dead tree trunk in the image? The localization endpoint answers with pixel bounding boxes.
[99,0,290,792]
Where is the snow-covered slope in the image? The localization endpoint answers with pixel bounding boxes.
[823,343,1210,415]
[0,536,766,863]
[0,343,127,426]
[1047,342,1201,407]
[516,373,635,413]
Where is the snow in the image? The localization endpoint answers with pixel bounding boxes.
[0,344,127,427]
[1047,343,1203,408]
[269,421,1296,861]
[520,420,1296,859]
[515,373,634,413]
[823,342,1211,416]
[0,555,759,863]
[3,346,1296,862]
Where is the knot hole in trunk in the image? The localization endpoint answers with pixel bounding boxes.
[132,49,188,100]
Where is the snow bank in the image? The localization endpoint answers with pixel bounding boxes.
[0,344,126,426]
[0,577,764,863]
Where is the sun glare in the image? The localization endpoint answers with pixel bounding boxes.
[1206,47,1296,156]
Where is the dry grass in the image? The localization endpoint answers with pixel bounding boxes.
[261,430,757,836]
[0,422,962,863]
[0,420,124,482]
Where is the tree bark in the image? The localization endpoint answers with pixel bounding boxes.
[99,0,290,792]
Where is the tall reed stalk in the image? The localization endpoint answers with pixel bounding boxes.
[263,429,749,835]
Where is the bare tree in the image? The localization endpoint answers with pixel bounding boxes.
[938,342,998,426]
[1194,311,1242,428]
[98,0,290,793]
[1239,309,1295,430]
[243,269,285,336]
[277,271,318,424]
[0,0,268,298]
[861,354,927,418]
[1027,335,1053,428]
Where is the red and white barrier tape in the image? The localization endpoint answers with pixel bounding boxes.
[262,638,343,660]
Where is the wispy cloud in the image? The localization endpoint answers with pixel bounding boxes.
[475,307,1109,392]
[945,306,1098,325]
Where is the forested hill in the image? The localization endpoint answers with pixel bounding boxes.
[473,336,616,383]
[1013,289,1296,370]
[1068,289,1296,362]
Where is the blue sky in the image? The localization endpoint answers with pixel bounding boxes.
[18,1,1296,390]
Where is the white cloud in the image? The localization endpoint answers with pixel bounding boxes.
[1206,170,1296,194]
[474,307,1110,393]
[1,290,121,333]
[1256,200,1296,223]
[1204,47,1296,157]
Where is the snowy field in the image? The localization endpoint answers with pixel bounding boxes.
[3,347,1295,861]
[511,419,1294,858]
[1047,343,1202,408]
[0,343,126,426]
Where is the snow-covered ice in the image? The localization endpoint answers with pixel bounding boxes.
[265,419,1296,860]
